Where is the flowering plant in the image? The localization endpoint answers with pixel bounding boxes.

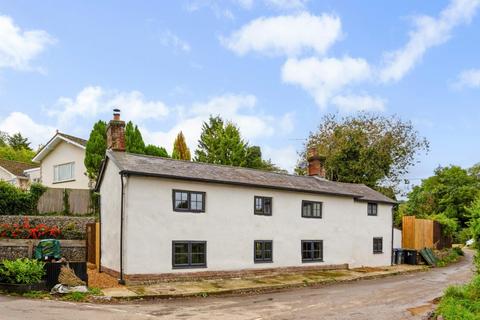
[0,217,61,239]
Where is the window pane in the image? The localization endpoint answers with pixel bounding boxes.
[264,242,272,251]
[191,243,205,254]
[263,198,272,214]
[255,198,263,211]
[303,203,312,216]
[191,253,205,264]
[174,243,188,254]
[264,250,272,260]
[175,199,189,209]
[255,250,263,260]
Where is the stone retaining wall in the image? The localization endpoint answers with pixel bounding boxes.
[0,215,94,232]
[0,239,86,262]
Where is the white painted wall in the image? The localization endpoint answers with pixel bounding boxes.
[393,228,402,248]
[40,141,90,189]
[100,160,122,272]
[0,166,16,185]
[121,176,393,275]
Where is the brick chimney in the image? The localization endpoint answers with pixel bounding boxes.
[106,108,126,151]
[307,147,326,178]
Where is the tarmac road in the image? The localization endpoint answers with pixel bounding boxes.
[0,250,474,320]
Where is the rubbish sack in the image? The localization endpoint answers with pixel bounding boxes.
[50,284,88,294]
[58,265,85,286]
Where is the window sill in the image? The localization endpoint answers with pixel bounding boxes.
[172,265,207,269]
[302,260,324,263]
[301,216,323,219]
[52,179,76,184]
[173,209,205,213]
[254,213,272,216]
[373,252,383,254]
[254,260,273,264]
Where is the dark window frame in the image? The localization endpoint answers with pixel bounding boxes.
[254,196,273,216]
[301,240,324,263]
[172,241,207,269]
[301,200,323,219]
[254,240,273,263]
[373,237,383,254]
[172,189,206,213]
[367,202,378,216]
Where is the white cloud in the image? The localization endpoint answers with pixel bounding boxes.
[159,30,191,52]
[331,94,386,113]
[0,15,55,71]
[281,56,371,108]
[263,145,298,172]
[141,94,294,154]
[453,68,480,88]
[221,12,341,56]
[0,112,55,148]
[235,0,254,9]
[380,0,480,83]
[47,86,169,126]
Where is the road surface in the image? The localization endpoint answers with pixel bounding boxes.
[0,250,474,320]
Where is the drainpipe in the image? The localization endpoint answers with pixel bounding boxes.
[118,173,126,285]
[391,206,394,266]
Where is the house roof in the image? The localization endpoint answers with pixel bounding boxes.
[0,158,39,178]
[98,150,396,204]
[33,132,87,162]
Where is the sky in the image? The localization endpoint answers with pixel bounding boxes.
[0,0,479,192]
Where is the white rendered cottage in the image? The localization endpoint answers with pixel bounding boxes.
[96,110,396,283]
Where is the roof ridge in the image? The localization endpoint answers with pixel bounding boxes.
[121,151,313,179]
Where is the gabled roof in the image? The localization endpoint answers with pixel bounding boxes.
[97,150,396,204]
[0,159,39,178]
[33,132,87,162]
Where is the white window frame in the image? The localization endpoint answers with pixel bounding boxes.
[53,162,75,183]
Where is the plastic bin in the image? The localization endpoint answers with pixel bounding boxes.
[403,250,417,265]
[393,249,404,264]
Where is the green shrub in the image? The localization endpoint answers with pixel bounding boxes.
[0,181,47,215]
[0,258,45,284]
[437,275,480,319]
[453,247,464,256]
[60,222,85,240]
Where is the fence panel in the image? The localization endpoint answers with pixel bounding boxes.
[37,188,92,215]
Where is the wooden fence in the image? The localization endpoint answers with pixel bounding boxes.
[37,188,95,215]
[86,222,100,270]
[402,216,451,250]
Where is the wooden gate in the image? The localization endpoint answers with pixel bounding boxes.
[86,223,100,269]
[402,216,451,250]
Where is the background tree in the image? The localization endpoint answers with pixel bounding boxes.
[402,165,480,228]
[172,131,191,160]
[0,146,35,163]
[84,120,107,179]
[194,115,284,172]
[0,131,8,147]
[8,133,32,151]
[125,121,145,154]
[144,144,169,157]
[299,113,429,195]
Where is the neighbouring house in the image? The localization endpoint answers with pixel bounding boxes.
[96,110,396,283]
[33,132,90,190]
[0,158,39,189]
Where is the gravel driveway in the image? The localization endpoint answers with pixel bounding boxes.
[0,250,474,320]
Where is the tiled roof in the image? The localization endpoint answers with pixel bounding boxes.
[105,151,396,204]
[57,132,87,146]
[0,159,38,177]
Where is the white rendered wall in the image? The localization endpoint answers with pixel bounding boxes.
[393,228,402,249]
[122,176,393,275]
[99,160,122,273]
[40,141,89,189]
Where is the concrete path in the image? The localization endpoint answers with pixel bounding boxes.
[0,250,474,320]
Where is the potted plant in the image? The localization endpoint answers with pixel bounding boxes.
[0,258,46,293]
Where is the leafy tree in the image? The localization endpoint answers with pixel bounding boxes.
[0,146,35,163]
[172,131,191,160]
[125,121,145,154]
[404,166,480,227]
[467,196,480,247]
[84,120,107,179]
[299,113,429,194]
[0,131,8,147]
[144,144,169,157]
[469,163,480,178]
[194,116,284,172]
[8,133,32,151]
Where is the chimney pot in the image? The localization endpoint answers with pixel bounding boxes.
[307,147,326,178]
[107,109,126,151]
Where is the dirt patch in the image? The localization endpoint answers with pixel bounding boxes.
[351,267,387,273]
[407,304,434,316]
[88,265,121,289]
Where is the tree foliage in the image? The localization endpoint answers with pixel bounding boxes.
[144,144,169,157]
[0,146,36,163]
[0,131,8,147]
[194,116,284,172]
[125,121,145,154]
[8,133,32,151]
[299,113,429,194]
[467,196,480,247]
[172,131,191,160]
[403,165,480,227]
[84,120,107,179]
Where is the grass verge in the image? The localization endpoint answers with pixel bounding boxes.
[436,247,464,267]
[436,275,480,319]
